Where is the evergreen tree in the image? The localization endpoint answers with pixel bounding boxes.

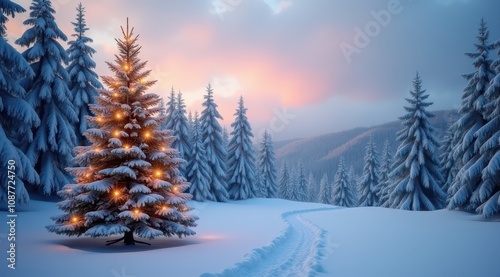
[462,29,500,217]
[307,172,318,203]
[47,19,197,245]
[333,157,357,207]
[200,84,229,201]
[187,112,212,201]
[379,138,394,206]
[318,173,331,204]
[228,96,257,200]
[278,161,290,199]
[448,19,496,214]
[66,3,102,146]
[287,167,298,201]
[171,92,191,174]
[161,87,176,130]
[16,0,77,194]
[358,135,381,206]
[254,169,265,198]
[440,115,459,194]
[387,73,446,210]
[294,162,308,202]
[0,0,40,206]
[257,130,278,198]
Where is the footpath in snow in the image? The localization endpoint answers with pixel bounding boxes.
[201,207,338,277]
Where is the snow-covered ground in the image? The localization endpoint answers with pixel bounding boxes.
[1,199,498,277]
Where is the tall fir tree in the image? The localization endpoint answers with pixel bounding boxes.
[46,19,197,245]
[187,112,212,201]
[200,84,229,201]
[16,0,77,195]
[462,30,500,217]
[287,167,298,201]
[294,161,308,202]
[333,157,357,207]
[161,87,176,130]
[318,173,331,204]
[379,138,394,206]
[66,3,102,146]
[278,161,290,199]
[0,0,40,206]
[257,130,278,198]
[387,73,446,210]
[448,19,496,214]
[307,173,319,203]
[358,135,381,206]
[171,92,191,174]
[439,114,459,194]
[228,96,257,200]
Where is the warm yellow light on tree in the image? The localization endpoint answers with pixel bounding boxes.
[161,206,167,210]
[123,145,130,150]
[113,130,120,137]
[161,147,166,151]
[144,131,151,139]
[134,209,139,215]
[172,186,178,192]
[95,148,102,153]
[113,190,120,197]
[123,64,130,71]
[115,112,122,119]
[96,117,102,123]
[113,92,119,97]
[154,170,163,177]
[71,216,78,223]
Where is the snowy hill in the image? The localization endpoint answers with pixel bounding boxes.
[275,110,457,178]
[1,198,498,277]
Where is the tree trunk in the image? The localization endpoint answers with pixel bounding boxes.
[123,231,135,245]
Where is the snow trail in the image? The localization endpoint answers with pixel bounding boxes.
[201,207,338,277]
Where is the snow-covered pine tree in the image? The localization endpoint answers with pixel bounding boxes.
[318,173,331,204]
[254,169,265,198]
[439,114,459,194]
[16,0,77,195]
[358,135,381,206]
[379,138,394,206]
[307,173,318,203]
[463,32,500,217]
[187,112,212,201]
[333,157,357,207]
[448,19,496,214]
[162,87,176,130]
[387,73,446,210]
[200,84,229,201]
[287,167,298,201]
[47,19,197,245]
[257,130,278,198]
[66,3,102,146]
[278,161,290,199]
[228,96,257,200]
[0,0,40,206]
[171,92,191,174]
[294,161,308,202]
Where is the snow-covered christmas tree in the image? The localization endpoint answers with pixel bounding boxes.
[170,92,191,175]
[66,3,102,146]
[358,135,381,206]
[200,84,229,201]
[257,130,278,198]
[294,162,308,202]
[333,157,357,207]
[16,0,77,195]
[448,19,496,215]
[0,0,40,206]
[278,161,291,199]
[307,173,318,203]
[439,114,459,194]
[387,73,446,210]
[318,173,331,204]
[228,96,257,200]
[46,19,197,245]
[379,138,394,206]
[187,112,212,201]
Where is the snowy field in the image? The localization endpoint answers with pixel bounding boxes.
[1,199,499,277]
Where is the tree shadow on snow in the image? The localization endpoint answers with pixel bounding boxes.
[45,236,203,253]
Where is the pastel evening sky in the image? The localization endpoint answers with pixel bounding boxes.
[6,0,500,140]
